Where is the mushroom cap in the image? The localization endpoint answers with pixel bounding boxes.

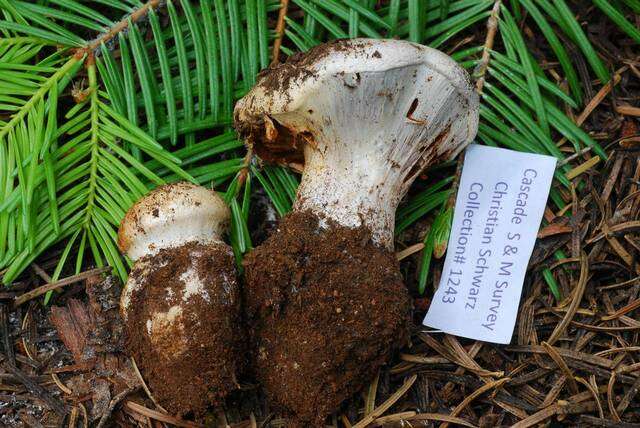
[117,182,230,261]
[234,38,478,165]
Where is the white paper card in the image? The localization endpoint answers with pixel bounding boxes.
[423,145,556,344]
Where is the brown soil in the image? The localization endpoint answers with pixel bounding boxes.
[256,39,355,94]
[124,241,243,418]
[243,211,411,427]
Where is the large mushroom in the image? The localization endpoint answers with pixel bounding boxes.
[118,182,243,417]
[235,38,479,425]
[234,39,478,426]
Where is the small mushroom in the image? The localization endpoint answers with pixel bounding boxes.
[235,39,479,424]
[118,182,243,417]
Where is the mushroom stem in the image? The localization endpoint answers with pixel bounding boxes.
[294,119,453,249]
[294,142,400,248]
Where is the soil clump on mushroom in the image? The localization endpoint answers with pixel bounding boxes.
[256,39,358,94]
[125,241,243,418]
[243,211,411,426]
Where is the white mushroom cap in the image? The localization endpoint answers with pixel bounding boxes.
[235,39,479,249]
[118,182,231,261]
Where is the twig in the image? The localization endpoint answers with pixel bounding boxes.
[607,363,640,422]
[511,403,560,428]
[513,386,605,428]
[125,401,203,428]
[558,146,595,167]
[596,346,640,356]
[445,336,492,379]
[68,406,78,428]
[616,104,640,117]
[474,0,502,94]
[364,370,380,416]
[608,370,621,422]
[79,402,89,428]
[556,66,625,154]
[575,376,604,419]
[443,377,510,427]
[565,155,601,180]
[237,142,254,189]
[51,373,73,395]
[352,374,417,428]
[75,0,162,57]
[541,341,579,394]
[546,252,588,345]
[396,243,424,260]
[96,386,138,428]
[565,156,600,180]
[131,356,167,413]
[601,298,640,321]
[579,415,640,428]
[14,266,111,306]
[21,308,36,361]
[506,345,616,369]
[31,263,52,283]
[271,0,290,65]
[370,411,417,427]
[574,68,623,126]
[400,353,449,364]
[420,333,501,377]
[409,413,478,428]
[616,375,640,417]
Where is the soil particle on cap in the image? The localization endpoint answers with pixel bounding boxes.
[234,39,371,169]
[243,211,410,426]
[125,241,243,418]
[256,39,356,94]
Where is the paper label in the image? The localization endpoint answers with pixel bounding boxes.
[423,145,556,344]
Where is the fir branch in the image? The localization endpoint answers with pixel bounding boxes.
[0,56,82,140]
[75,0,163,57]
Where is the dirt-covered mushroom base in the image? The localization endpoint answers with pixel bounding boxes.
[244,211,411,426]
[124,241,243,418]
